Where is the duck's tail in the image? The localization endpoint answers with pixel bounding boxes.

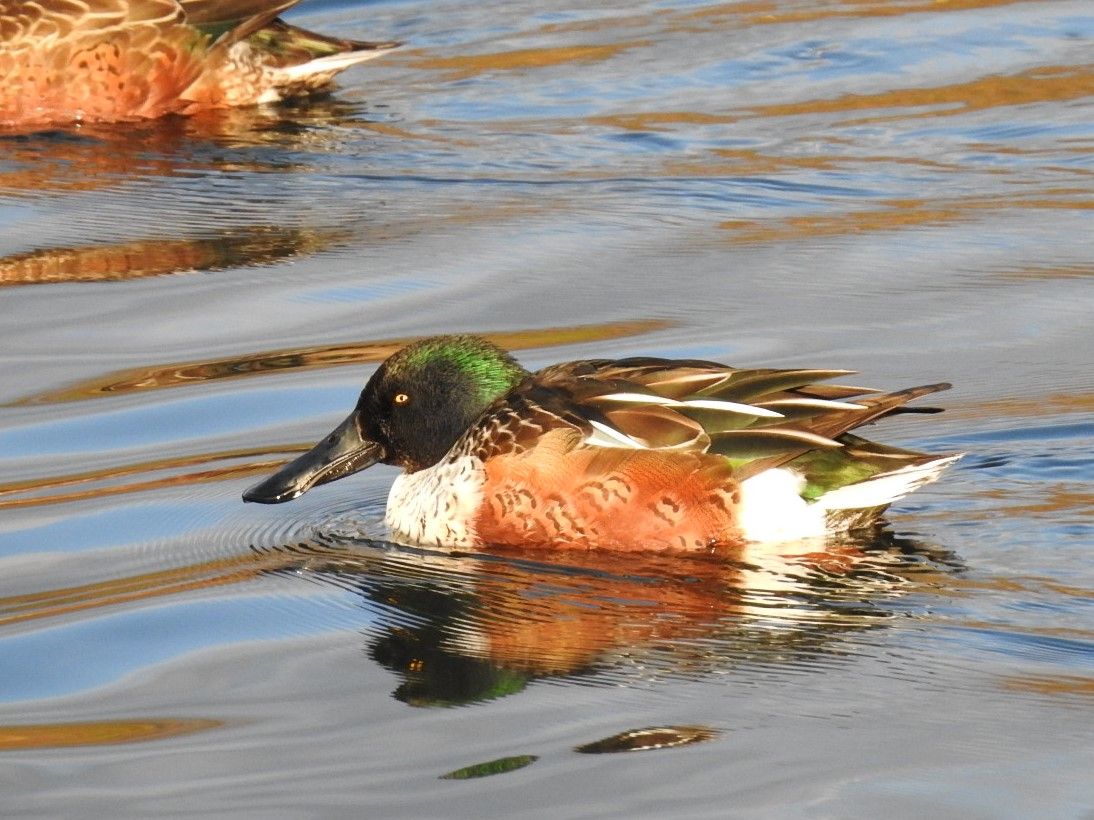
[818,453,962,512]
[184,17,400,109]
[737,432,962,542]
[255,21,401,86]
[816,452,962,532]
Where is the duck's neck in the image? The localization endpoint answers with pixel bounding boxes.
[385,457,487,547]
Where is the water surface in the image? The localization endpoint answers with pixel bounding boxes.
[1,0,1091,816]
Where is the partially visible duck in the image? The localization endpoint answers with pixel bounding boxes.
[0,0,398,127]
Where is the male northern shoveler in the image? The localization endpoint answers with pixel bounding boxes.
[244,335,961,551]
[0,0,399,127]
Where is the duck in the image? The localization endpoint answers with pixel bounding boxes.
[243,335,961,551]
[0,0,399,127]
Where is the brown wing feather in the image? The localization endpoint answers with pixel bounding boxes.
[470,359,950,485]
[728,383,953,480]
[602,405,708,449]
[179,0,298,26]
[807,383,952,439]
[536,357,873,406]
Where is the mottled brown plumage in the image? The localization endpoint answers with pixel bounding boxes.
[477,428,739,551]
[0,0,398,127]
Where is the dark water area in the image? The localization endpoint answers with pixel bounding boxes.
[1,0,1091,816]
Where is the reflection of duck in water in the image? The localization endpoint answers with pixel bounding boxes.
[246,335,961,551]
[0,0,398,127]
[284,534,961,707]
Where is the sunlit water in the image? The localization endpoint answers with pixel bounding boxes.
[1,0,1091,816]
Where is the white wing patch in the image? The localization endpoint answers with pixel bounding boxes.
[679,398,783,417]
[594,392,680,406]
[596,392,783,417]
[758,398,866,411]
[586,419,645,448]
[712,428,843,449]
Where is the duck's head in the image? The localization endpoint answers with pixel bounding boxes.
[243,335,527,504]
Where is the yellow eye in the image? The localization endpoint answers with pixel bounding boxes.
[393,393,410,405]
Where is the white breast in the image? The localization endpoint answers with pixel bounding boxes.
[384,456,486,548]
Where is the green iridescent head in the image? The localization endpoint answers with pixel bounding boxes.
[357,335,528,470]
[391,336,527,406]
[243,335,529,503]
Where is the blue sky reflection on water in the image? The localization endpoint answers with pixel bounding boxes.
[0,388,354,458]
[0,593,370,703]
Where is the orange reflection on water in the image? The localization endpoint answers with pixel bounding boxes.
[945,390,1094,421]
[688,0,1041,26]
[0,226,341,287]
[10,320,669,406]
[720,194,1091,244]
[413,42,650,79]
[1001,674,1094,699]
[0,551,298,628]
[0,718,223,751]
[457,551,755,674]
[0,129,216,195]
[344,534,953,693]
[0,99,397,191]
[747,66,1094,124]
[0,446,291,511]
